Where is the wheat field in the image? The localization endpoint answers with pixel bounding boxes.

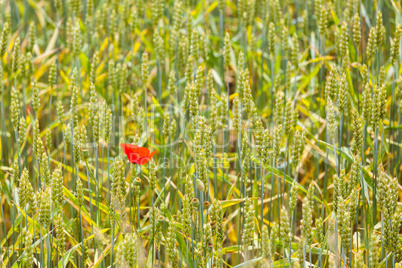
[0,0,402,267]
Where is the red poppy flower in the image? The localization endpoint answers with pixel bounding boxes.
[120,143,155,165]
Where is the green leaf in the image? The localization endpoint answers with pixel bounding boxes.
[57,243,82,268]
[250,157,322,203]
[232,257,262,268]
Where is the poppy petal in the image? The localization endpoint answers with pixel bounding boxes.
[121,143,139,153]
[138,147,150,157]
[120,143,155,165]
[136,151,155,165]
[136,157,151,165]
[128,152,140,162]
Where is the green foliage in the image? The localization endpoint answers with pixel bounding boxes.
[1,1,402,267]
